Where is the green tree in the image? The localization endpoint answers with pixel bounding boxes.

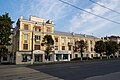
[41,35,54,61]
[74,40,86,61]
[105,41,118,59]
[94,40,106,59]
[0,13,13,63]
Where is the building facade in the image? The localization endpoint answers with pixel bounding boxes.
[13,16,98,64]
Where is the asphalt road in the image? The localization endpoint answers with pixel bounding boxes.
[28,60,120,80]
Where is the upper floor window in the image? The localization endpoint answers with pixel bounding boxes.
[55,46,58,50]
[62,46,65,50]
[24,24,28,30]
[34,45,40,50]
[55,38,58,42]
[86,41,88,46]
[68,46,71,50]
[35,27,41,32]
[62,38,65,45]
[47,27,50,32]
[35,35,40,40]
[90,40,92,46]
[23,44,28,50]
[91,47,93,52]
[24,34,28,40]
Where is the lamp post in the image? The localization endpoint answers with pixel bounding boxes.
[31,30,34,64]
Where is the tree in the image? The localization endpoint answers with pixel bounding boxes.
[0,13,13,63]
[74,40,86,61]
[94,40,106,59]
[41,35,54,61]
[105,41,118,59]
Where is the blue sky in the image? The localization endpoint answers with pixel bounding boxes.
[0,0,120,37]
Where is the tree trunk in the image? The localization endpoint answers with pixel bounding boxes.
[100,53,102,59]
[80,48,83,61]
[107,56,109,59]
[0,56,1,64]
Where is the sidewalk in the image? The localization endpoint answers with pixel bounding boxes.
[85,72,120,80]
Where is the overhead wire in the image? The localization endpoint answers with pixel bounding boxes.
[89,0,120,15]
[58,0,120,24]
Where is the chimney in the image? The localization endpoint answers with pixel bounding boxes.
[20,16,23,19]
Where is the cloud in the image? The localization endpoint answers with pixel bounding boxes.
[69,0,120,34]
[19,0,78,21]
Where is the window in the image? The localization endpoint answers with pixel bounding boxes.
[63,54,68,59]
[56,54,62,60]
[86,47,88,52]
[35,35,40,40]
[22,54,31,62]
[47,27,50,32]
[68,46,71,50]
[75,54,78,58]
[35,45,40,50]
[23,44,28,50]
[62,46,65,50]
[24,25,28,30]
[55,38,58,42]
[70,54,72,58]
[91,47,93,52]
[86,41,88,46]
[55,46,58,50]
[3,56,7,61]
[62,38,65,45]
[90,40,92,46]
[35,27,41,32]
[24,34,28,40]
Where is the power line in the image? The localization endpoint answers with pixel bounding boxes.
[58,0,120,24]
[89,0,120,15]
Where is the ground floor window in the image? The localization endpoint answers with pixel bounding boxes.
[56,54,62,61]
[86,54,89,57]
[75,54,78,58]
[3,56,7,61]
[63,54,68,59]
[22,54,31,62]
[45,55,50,61]
[70,54,72,58]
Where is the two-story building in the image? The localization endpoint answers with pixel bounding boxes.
[13,16,98,64]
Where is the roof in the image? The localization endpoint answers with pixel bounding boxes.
[54,31,98,39]
[110,36,120,38]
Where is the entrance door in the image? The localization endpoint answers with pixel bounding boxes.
[34,54,43,62]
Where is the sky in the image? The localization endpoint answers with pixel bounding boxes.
[0,0,120,38]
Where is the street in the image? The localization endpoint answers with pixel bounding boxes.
[28,60,120,80]
[0,60,120,80]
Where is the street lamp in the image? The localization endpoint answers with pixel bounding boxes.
[31,22,37,64]
[31,28,34,64]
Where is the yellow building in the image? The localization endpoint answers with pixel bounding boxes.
[13,16,99,64]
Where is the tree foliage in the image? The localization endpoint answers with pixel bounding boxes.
[105,41,118,57]
[74,40,86,60]
[95,40,119,59]
[94,40,106,58]
[41,35,54,60]
[0,13,13,58]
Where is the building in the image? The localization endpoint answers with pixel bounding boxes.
[102,36,120,43]
[13,16,98,64]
